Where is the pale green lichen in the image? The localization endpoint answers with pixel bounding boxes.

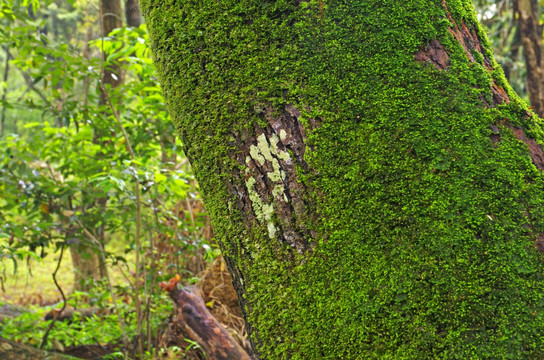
[249,144,265,165]
[249,133,291,184]
[245,173,277,239]
[268,163,283,182]
[272,184,289,202]
[245,176,265,221]
[270,133,291,162]
[257,133,274,162]
[246,130,291,239]
[279,129,287,142]
[267,222,277,238]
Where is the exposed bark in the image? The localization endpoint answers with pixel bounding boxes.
[159,278,251,360]
[513,0,544,116]
[414,39,451,70]
[229,104,318,253]
[125,0,142,27]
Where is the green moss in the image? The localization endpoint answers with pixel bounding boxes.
[142,0,544,358]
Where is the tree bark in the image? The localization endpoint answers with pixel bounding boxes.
[125,0,142,27]
[513,0,544,116]
[142,0,544,358]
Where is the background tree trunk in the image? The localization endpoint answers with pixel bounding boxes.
[142,0,544,358]
[70,0,124,291]
[125,0,142,27]
[69,244,102,291]
[99,0,123,101]
[514,0,544,116]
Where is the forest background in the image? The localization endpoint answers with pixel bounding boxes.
[0,0,541,358]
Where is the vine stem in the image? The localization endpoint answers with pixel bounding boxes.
[40,242,66,349]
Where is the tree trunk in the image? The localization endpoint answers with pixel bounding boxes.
[69,244,102,291]
[99,0,123,101]
[125,0,142,27]
[514,0,544,116]
[142,0,544,358]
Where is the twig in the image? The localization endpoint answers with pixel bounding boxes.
[40,242,66,349]
[115,263,136,289]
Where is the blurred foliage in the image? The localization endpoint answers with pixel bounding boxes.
[473,0,544,102]
[0,0,216,356]
[474,0,525,97]
[1,280,173,351]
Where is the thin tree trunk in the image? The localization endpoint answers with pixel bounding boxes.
[514,0,544,115]
[143,0,544,358]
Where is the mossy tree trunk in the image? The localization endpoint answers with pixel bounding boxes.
[142,0,544,358]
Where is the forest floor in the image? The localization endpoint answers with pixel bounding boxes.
[0,244,131,306]
[0,252,74,306]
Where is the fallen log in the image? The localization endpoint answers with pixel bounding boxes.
[0,336,75,360]
[0,302,28,323]
[159,276,251,360]
[44,307,99,322]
